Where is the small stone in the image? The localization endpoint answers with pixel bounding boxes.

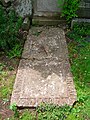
[1,0,11,7]
[22,17,30,31]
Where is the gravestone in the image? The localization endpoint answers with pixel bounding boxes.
[11,27,77,107]
[37,0,60,12]
[78,0,90,18]
[33,0,61,16]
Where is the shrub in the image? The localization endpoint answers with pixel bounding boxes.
[0,5,23,57]
[58,0,80,23]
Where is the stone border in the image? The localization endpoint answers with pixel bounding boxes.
[71,18,90,29]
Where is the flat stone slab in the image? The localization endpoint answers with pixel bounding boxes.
[11,27,77,107]
[37,0,60,12]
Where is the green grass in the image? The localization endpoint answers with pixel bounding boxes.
[0,62,16,99]
[67,23,90,119]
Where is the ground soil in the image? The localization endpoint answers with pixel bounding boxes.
[0,53,20,120]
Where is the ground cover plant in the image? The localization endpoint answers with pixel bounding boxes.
[0,4,23,58]
[58,0,80,23]
[67,23,90,119]
[0,53,20,119]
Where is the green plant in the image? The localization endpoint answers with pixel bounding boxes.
[58,0,80,23]
[0,4,23,57]
[19,110,35,120]
[10,103,19,118]
[0,62,15,98]
[37,103,71,120]
[7,44,22,58]
[0,86,9,97]
[67,23,90,119]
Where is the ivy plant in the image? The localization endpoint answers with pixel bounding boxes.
[58,0,80,23]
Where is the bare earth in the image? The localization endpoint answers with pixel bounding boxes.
[11,27,77,107]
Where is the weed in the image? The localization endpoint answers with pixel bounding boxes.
[67,23,90,119]
[10,103,19,118]
[37,103,70,120]
[7,44,22,59]
[58,0,80,23]
[8,66,14,71]
[19,110,36,120]
[3,98,9,104]
[0,62,15,98]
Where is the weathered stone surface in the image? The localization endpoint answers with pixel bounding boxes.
[13,0,32,17]
[71,18,90,29]
[78,0,90,18]
[37,0,60,12]
[22,17,30,30]
[11,27,77,107]
[33,0,62,17]
[32,16,66,26]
